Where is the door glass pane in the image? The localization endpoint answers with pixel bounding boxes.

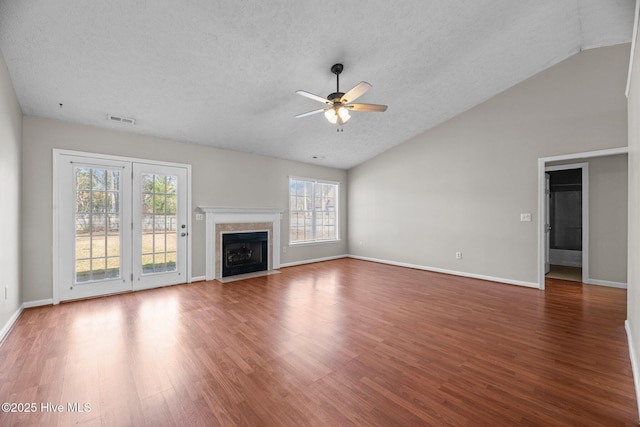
[75,167,122,283]
[140,173,178,275]
[92,258,106,280]
[142,254,154,274]
[91,235,106,258]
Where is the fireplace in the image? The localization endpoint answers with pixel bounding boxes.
[199,206,283,281]
[222,231,268,277]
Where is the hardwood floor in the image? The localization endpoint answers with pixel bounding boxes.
[546,265,583,282]
[0,258,637,426]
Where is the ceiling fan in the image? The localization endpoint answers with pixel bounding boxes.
[295,63,387,125]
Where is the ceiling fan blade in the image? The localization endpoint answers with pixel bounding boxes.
[340,81,371,103]
[347,103,388,112]
[295,108,328,118]
[296,90,331,104]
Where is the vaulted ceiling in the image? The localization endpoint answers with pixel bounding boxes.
[0,1,634,169]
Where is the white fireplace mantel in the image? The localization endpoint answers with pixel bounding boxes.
[199,206,284,280]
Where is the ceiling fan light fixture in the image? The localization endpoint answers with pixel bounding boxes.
[324,108,338,124]
[324,105,351,125]
[337,106,350,122]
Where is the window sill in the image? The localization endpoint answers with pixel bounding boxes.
[289,239,341,247]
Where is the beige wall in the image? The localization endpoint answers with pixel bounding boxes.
[627,7,640,410]
[348,44,629,286]
[0,49,22,329]
[589,155,628,284]
[22,116,348,302]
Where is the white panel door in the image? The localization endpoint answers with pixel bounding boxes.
[58,156,133,301]
[132,163,188,290]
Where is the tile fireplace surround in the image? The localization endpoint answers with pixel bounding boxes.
[199,207,284,281]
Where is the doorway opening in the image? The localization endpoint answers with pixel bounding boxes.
[537,147,628,290]
[545,166,585,283]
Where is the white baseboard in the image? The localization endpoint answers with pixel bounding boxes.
[348,255,540,289]
[280,254,348,268]
[587,278,627,289]
[0,306,23,346]
[22,298,53,308]
[190,276,206,282]
[625,320,640,422]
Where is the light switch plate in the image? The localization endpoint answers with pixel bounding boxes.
[520,213,532,222]
[195,213,204,221]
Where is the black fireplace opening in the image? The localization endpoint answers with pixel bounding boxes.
[222,231,268,277]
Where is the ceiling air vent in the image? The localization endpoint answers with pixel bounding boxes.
[107,114,136,125]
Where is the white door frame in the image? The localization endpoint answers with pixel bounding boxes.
[537,147,627,290]
[53,149,193,304]
[544,172,550,275]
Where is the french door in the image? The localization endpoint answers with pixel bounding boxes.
[132,163,187,290]
[55,152,189,302]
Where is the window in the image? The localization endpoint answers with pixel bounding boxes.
[74,166,122,282]
[289,177,339,244]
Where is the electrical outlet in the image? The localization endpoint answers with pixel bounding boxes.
[282,246,287,253]
[455,251,462,260]
[195,213,204,221]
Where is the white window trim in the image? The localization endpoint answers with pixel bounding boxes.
[289,239,341,247]
[288,176,340,245]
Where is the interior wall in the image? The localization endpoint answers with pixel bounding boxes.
[348,44,629,286]
[589,155,628,284]
[627,5,640,413]
[0,49,22,330]
[22,116,348,303]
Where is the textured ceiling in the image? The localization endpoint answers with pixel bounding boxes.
[0,0,634,169]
